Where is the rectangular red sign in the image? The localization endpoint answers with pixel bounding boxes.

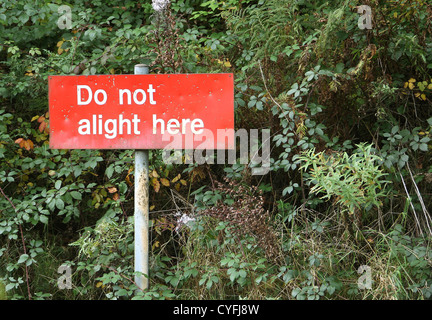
[48,73,234,149]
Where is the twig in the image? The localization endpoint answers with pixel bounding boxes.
[206,165,216,189]
[398,170,423,236]
[258,61,287,119]
[406,163,432,236]
[70,26,86,67]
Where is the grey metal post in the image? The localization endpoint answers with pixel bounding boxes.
[134,64,150,290]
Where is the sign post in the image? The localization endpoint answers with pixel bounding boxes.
[48,68,234,292]
[133,64,150,290]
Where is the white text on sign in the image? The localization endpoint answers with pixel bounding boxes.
[75,84,205,139]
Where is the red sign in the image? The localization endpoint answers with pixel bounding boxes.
[48,73,234,149]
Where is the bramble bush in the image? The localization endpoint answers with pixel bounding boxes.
[1,0,432,300]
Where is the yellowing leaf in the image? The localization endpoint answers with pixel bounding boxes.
[31,115,39,122]
[150,205,155,211]
[171,174,181,183]
[39,121,47,133]
[125,167,133,186]
[180,179,187,186]
[25,140,34,151]
[107,186,117,194]
[125,174,132,186]
[421,94,427,101]
[56,39,69,54]
[152,178,160,192]
[96,282,103,288]
[223,60,232,68]
[150,169,159,178]
[408,78,416,83]
[152,241,160,250]
[57,40,64,55]
[428,84,432,90]
[408,82,415,90]
[15,139,34,151]
[160,178,170,187]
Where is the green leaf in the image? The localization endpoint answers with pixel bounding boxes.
[248,99,256,108]
[18,254,29,264]
[47,198,56,211]
[39,215,48,224]
[116,289,128,296]
[106,166,114,179]
[5,283,15,291]
[61,65,71,74]
[19,14,29,24]
[292,287,301,298]
[70,191,82,200]
[228,268,237,282]
[55,198,65,210]
[55,180,62,190]
[74,167,82,177]
[419,143,428,152]
[256,101,263,110]
[335,63,345,73]
[206,280,213,290]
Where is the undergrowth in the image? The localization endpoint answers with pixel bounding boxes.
[1,0,432,300]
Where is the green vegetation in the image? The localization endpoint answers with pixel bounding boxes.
[1,0,432,300]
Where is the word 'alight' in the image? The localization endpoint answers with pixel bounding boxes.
[78,114,141,139]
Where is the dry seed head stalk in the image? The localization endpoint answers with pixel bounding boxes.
[150,3,185,73]
[201,178,280,261]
